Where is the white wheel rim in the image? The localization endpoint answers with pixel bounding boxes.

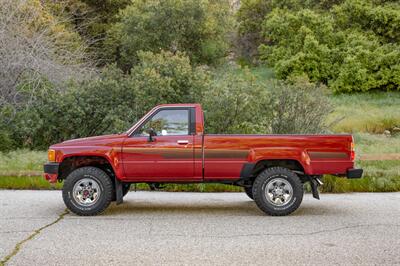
[72,177,101,206]
[265,177,293,206]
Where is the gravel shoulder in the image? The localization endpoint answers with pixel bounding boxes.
[1,190,399,265]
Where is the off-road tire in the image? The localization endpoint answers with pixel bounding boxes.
[252,167,303,216]
[244,186,254,200]
[62,166,113,216]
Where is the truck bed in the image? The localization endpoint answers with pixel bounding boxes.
[202,134,354,180]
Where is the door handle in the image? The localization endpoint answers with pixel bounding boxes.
[177,140,189,145]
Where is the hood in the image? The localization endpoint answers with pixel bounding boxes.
[51,133,127,147]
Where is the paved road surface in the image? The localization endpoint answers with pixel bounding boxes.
[0,190,399,265]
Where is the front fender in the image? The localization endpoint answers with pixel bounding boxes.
[55,147,124,180]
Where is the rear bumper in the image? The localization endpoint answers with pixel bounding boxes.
[346,168,363,179]
[43,163,59,183]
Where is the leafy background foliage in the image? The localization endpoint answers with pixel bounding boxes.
[0,0,399,151]
[0,0,399,193]
[241,0,400,92]
[106,0,232,70]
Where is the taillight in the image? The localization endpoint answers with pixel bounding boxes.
[350,140,355,161]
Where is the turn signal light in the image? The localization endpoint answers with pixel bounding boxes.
[48,149,56,162]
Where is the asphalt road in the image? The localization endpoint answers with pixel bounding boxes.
[0,190,399,265]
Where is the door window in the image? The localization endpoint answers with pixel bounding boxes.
[137,109,189,136]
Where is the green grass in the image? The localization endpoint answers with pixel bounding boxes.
[0,176,243,192]
[224,66,400,135]
[328,91,400,134]
[247,66,275,80]
[322,160,400,193]
[354,133,400,155]
[240,67,400,135]
[0,149,47,175]
[0,176,62,190]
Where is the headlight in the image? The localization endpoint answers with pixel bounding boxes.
[48,149,56,162]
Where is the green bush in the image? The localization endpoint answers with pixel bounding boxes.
[10,51,209,148]
[11,66,136,148]
[132,50,209,112]
[329,31,400,93]
[238,0,400,92]
[8,58,332,149]
[202,67,268,134]
[0,130,13,152]
[259,8,335,83]
[202,67,332,134]
[334,0,400,42]
[267,79,333,134]
[235,0,271,62]
[107,0,232,70]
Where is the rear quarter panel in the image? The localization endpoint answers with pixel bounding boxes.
[203,134,354,180]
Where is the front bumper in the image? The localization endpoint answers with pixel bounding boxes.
[346,168,363,179]
[43,163,59,183]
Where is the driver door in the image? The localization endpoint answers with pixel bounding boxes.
[122,107,197,182]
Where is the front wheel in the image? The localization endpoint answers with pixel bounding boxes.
[252,167,303,216]
[62,166,113,216]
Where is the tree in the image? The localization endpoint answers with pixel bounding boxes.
[0,0,92,109]
[131,51,209,112]
[45,0,131,64]
[10,51,209,148]
[106,0,232,70]
[201,67,268,133]
[254,0,400,92]
[235,0,271,62]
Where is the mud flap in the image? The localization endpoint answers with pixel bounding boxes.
[115,177,123,205]
[309,176,323,200]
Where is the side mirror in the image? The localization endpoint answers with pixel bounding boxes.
[146,128,157,142]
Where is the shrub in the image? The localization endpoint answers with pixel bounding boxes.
[0,0,91,108]
[235,0,271,62]
[329,31,400,93]
[238,0,400,92]
[201,67,268,134]
[267,79,333,134]
[11,51,210,148]
[132,51,209,112]
[202,67,332,134]
[11,66,137,149]
[0,131,13,152]
[107,0,232,70]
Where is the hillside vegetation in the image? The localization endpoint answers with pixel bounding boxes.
[0,0,398,192]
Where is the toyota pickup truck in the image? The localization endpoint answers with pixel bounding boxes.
[44,103,363,216]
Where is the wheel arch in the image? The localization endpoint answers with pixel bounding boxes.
[240,158,308,184]
[253,159,305,176]
[58,155,117,181]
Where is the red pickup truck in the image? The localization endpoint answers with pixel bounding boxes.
[44,104,362,216]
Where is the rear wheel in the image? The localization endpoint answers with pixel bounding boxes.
[244,186,254,200]
[252,167,303,216]
[62,166,113,216]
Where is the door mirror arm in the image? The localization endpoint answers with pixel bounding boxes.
[146,128,157,142]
